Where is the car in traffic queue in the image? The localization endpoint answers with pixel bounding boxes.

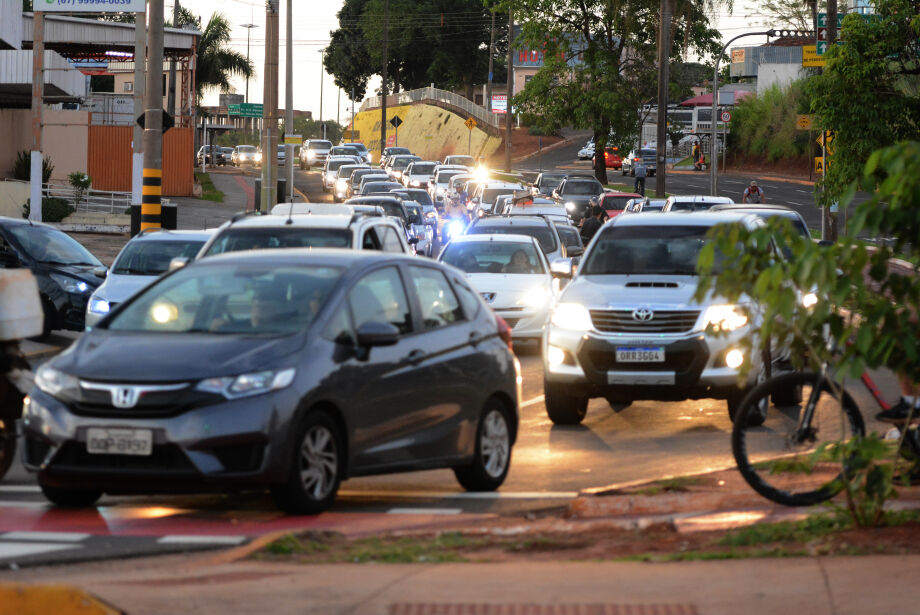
[322,156,364,192]
[196,145,227,167]
[447,174,475,202]
[577,140,595,160]
[231,145,260,167]
[466,215,569,264]
[440,234,555,342]
[342,142,372,165]
[593,146,623,169]
[361,180,404,196]
[594,192,643,220]
[708,204,809,239]
[470,181,526,216]
[661,195,735,212]
[332,164,370,202]
[531,172,567,197]
[22,249,520,513]
[621,147,658,177]
[329,145,360,159]
[0,217,105,336]
[552,175,605,223]
[390,187,435,209]
[623,197,668,213]
[300,139,333,169]
[501,197,573,225]
[386,155,421,181]
[86,230,214,328]
[542,212,771,426]
[348,168,387,199]
[428,166,471,204]
[356,173,392,195]
[402,161,438,189]
[381,147,412,167]
[444,155,475,167]
[403,201,438,257]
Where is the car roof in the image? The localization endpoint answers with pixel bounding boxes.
[602,192,642,198]
[342,142,367,149]
[224,213,354,229]
[474,215,549,227]
[612,211,761,227]
[131,229,215,242]
[667,195,735,203]
[199,247,407,269]
[447,233,541,245]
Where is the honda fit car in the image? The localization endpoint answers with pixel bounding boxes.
[23,250,520,514]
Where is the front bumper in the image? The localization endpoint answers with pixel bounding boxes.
[494,306,549,340]
[543,325,755,400]
[21,388,299,492]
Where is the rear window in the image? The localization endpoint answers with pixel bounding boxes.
[410,163,436,175]
[640,149,656,158]
[601,195,632,211]
[327,159,353,171]
[563,181,602,195]
[405,189,432,205]
[467,223,557,254]
[204,228,352,255]
[554,224,583,252]
[480,188,516,205]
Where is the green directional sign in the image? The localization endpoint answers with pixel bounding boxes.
[817,13,842,28]
[228,104,241,115]
[239,103,263,118]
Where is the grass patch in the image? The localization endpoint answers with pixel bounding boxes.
[718,514,849,547]
[195,172,224,203]
[258,531,473,564]
[620,547,810,562]
[633,476,704,496]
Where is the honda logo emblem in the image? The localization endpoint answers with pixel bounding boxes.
[481,292,496,304]
[111,387,140,409]
[632,307,654,322]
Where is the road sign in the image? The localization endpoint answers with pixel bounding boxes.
[720,111,731,123]
[465,117,477,130]
[283,134,302,145]
[796,115,813,130]
[136,110,175,135]
[817,41,828,55]
[817,13,842,28]
[816,130,836,155]
[389,116,403,129]
[228,104,241,115]
[343,130,360,140]
[239,103,263,118]
[39,0,145,10]
[802,45,826,67]
[815,157,825,174]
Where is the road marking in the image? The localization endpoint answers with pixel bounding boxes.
[0,486,41,493]
[157,535,247,545]
[0,501,49,508]
[339,490,578,500]
[796,189,810,194]
[521,395,545,408]
[387,508,463,515]
[1,531,89,542]
[0,541,80,559]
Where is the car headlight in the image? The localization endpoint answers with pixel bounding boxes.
[703,305,749,332]
[306,151,316,160]
[565,201,576,212]
[802,292,818,308]
[255,153,262,161]
[551,302,593,331]
[88,297,110,314]
[393,171,402,178]
[35,364,79,397]
[50,273,89,294]
[196,368,296,400]
[410,180,422,187]
[522,286,551,308]
[437,187,446,195]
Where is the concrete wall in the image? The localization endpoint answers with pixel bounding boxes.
[757,64,804,96]
[0,108,31,179]
[0,180,29,218]
[44,110,89,181]
[0,0,22,50]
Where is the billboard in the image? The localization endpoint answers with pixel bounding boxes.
[39,0,146,11]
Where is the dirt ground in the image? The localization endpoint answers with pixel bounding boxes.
[486,127,564,165]
[723,153,815,181]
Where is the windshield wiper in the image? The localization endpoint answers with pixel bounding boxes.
[40,260,96,266]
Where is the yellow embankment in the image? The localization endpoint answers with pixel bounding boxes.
[348,104,502,162]
[0,584,122,614]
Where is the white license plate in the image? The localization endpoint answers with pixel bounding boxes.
[616,346,665,363]
[86,428,153,456]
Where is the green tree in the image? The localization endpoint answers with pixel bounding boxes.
[194,12,254,102]
[805,0,920,229]
[325,0,376,101]
[748,0,826,31]
[498,0,722,183]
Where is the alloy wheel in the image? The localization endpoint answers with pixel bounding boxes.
[480,410,510,478]
[299,425,338,500]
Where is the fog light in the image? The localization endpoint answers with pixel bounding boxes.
[547,345,567,366]
[725,349,744,369]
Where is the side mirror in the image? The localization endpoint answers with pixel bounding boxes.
[550,258,575,279]
[92,266,108,279]
[169,256,190,272]
[407,237,420,246]
[356,321,400,347]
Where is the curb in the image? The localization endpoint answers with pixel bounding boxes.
[293,186,309,203]
[579,463,739,497]
[667,168,815,186]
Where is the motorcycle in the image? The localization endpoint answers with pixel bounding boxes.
[0,270,42,481]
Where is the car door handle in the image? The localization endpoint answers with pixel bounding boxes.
[405,350,426,365]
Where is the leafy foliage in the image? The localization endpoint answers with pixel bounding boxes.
[747,0,826,31]
[22,198,73,223]
[728,81,813,161]
[11,151,53,184]
[194,13,254,101]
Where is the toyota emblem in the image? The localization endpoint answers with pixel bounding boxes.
[112,387,140,409]
[632,307,654,322]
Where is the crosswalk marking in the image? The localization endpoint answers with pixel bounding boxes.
[387,508,462,515]
[1,531,90,542]
[157,535,247,545]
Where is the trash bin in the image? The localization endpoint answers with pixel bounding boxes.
[254,178,288,212]
[130,200,178,236]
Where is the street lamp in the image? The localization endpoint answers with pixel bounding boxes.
[317,49,325,140]
[241,23,259,103]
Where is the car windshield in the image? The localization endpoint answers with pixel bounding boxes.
[554,224,583,251]
[467,223,557,254]
[238,145,256,153]
[392,157,418,170]
[351,169,377,184]
[327,159,352,171]
[331,147,357,156]
[481,187,520,205]
[442,241,545,274]
[344,143,367,153]
[436,170,464,183]
[363,182,401,194]
[563,181,602,195]
[112,239,206,275]
[447,156,474,166]
[309,141,332,150]
[409,163,436,175]
[7,224,102,266]
[583,225,726,275]
[601,195,632,211]
[405,189,432,205]
[405,204,424,225]
[539,176,564,189]
[107,264,342,335]
[203,228,352,256]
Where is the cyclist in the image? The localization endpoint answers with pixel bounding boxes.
[742,181,765,204]
[876,377,920,423]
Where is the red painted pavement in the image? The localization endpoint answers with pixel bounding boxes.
[234,175,255,211]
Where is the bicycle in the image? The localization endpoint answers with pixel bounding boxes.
[731,366,920,507]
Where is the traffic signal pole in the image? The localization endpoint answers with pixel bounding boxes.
[29,11,44,222]
[132,9,146,213]
[141,0,165,231]
[261,1,279,212]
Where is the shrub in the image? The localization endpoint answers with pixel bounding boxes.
[68,172,92,206]
[728,82,812,161]
[11,151,54,184]
[22,197,74,223]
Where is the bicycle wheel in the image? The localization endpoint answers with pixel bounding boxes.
[732,371,866,507]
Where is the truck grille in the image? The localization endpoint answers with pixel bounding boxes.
[589,309,700,334]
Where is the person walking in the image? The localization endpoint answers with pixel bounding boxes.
[742,181,765,204]
[633,161,647,196]
[580,205,605,244]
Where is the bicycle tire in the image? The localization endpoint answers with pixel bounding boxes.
[732,371,866,507]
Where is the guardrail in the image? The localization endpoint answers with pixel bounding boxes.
[359,86,502,129]
[2,178,132,214]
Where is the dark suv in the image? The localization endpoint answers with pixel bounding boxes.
[552,177,605,223]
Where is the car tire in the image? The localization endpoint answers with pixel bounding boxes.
[544,379,588,425]
[271,411,343,515]
[454,400,512,491]
[40,484,102,508]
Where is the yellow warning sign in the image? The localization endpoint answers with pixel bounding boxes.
[796,115,813,131]
[816,131,836,156]
[465,117,477,130]
[815,157,824,174]
[802,45,826,67]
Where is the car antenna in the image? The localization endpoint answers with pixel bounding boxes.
[286,188,295,225]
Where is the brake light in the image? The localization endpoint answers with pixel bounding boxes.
[496,315,513,352]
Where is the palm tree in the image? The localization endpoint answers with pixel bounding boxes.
[190,12,254,102]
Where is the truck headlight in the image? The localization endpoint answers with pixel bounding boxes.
[88,297,110,314]
[551,302,592,331]
[703,305,749,332]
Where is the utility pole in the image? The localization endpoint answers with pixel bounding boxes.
[167,0,179,117]
[285,0,293,197]
[132,9,146,215]
[242,22,258,132]
[29,11,44,222]
[318,49,324,139]
[487,8,496,111]
[504,9,513,172]
[824,0,838,241]
[337,87,341,127]
[380,0,389,157]
[350,87,355,141]
[655,0,674,198]
[261,1,280,211]
[142,0,165,231]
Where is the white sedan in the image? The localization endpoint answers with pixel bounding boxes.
[439,234,555,341]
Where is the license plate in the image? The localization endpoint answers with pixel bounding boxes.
[616,346,665,362]
[86,428,153,456]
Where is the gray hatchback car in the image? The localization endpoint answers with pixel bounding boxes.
[23,250,521,514]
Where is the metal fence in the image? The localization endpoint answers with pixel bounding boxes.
[42,181,132,214]
[360,86,502,129]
